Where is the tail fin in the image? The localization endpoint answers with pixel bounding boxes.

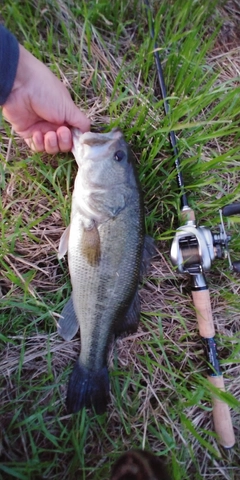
[66,360,109,414]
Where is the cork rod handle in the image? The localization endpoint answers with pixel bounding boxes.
[191,288,235,448]
[208,375,235,448]
[192,289,215,338]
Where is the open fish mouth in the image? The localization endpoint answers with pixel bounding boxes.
[72,127,123,148]
[72,127,127,167]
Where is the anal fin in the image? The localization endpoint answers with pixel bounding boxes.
[57,296,79,341]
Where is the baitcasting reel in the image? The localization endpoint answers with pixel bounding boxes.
[170,203,240,275]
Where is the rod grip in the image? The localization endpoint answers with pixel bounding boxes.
[208,375,235,448]
[191,289,215,338]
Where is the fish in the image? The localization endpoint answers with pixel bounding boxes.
[58,128,155,414]
[110,450,171,480]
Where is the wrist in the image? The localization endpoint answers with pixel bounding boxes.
[11,45,34,92]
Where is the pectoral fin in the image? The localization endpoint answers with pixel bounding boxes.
[81,223,101,267]
[57,296,79,341]
[58,225,70,260]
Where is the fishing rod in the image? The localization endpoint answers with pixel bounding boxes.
[144,0,236,448]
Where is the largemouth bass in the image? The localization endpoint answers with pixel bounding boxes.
[58,128,154,414]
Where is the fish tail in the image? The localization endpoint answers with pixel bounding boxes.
[66,360,109,414]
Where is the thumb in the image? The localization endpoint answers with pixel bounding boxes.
[65,102,91,133]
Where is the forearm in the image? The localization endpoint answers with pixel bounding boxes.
[0,25,19,105]
[1,25,90,153]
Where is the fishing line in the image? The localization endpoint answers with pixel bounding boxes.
[143,0,188,209]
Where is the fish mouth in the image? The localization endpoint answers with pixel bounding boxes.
[71,127,127,166]
[72,128,123,148]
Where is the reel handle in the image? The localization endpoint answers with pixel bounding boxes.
[219,204,240,272]
[222,202,240,217]
[191,287,235,448]
[232,261,240,273]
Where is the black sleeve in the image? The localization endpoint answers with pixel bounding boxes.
[0,25,19,105]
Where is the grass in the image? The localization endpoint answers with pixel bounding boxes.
[0,0,240,478]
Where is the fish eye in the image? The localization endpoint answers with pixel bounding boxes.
[114,150,125,162]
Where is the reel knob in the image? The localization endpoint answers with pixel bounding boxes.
[220,203,240,273]
[222,203,240,217]
[232,261,240,273]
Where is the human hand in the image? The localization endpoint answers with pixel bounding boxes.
[2,45,90,154]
